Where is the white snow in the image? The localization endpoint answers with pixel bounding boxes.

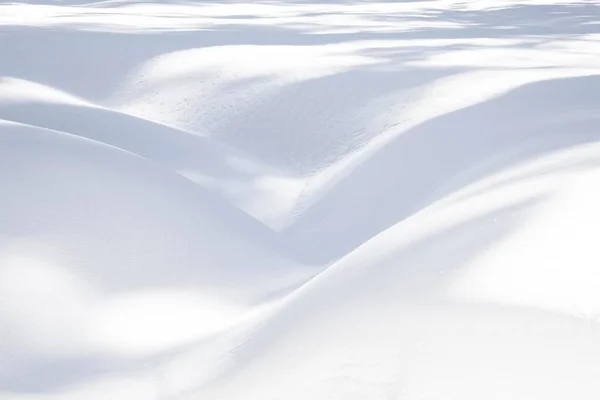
[1,0,600,398]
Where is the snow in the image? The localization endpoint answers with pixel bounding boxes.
[1,0,600,398]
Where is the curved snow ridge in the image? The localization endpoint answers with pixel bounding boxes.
[2,117,304,282]
[0,120,315,360]
[113,44,377,131]
[186,139,600,400]
[315,139,600,298]
[0,77,94,107]
[296,68,598,208]
[112,44,382,174]
[0,118,306,288]
[0,118,150,161]
[0,78,307,229]
[282,73,600,263]
[0,77,246,176]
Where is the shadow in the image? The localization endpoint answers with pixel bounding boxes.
[0,354,128,392]
[215,67,457,173]
[0,1,598,99]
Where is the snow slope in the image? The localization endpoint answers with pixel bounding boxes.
[0,119,310,392]
[1,0,600,399]
[191,138,600,400]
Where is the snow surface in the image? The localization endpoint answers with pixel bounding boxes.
[1,0,600,398]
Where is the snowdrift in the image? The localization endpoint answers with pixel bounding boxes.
[286,75,600,262]
[2,0,600,399]
[0,120,310,393]
[185,76,600,400]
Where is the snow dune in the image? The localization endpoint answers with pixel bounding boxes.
[1,0,600,398]
[0,118,311,351]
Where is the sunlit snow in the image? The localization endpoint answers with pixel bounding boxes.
[1,0,600,398]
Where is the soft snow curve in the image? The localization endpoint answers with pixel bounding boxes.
[1,0,600,399]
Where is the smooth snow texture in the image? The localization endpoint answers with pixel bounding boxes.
[1,0,600,399]
[0,120,309,357]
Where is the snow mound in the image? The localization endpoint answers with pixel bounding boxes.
[191,137,600,400]
[285,74,600,262]
[0,120,310,363]
[0,77,306,229]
